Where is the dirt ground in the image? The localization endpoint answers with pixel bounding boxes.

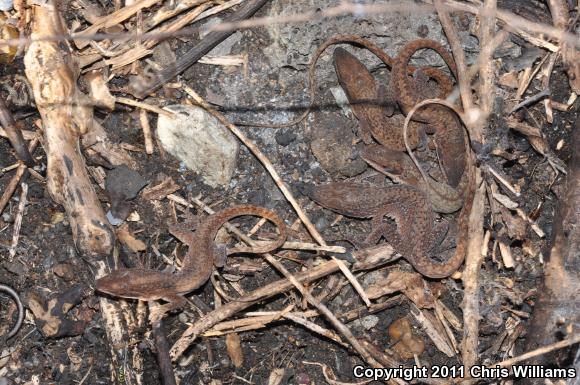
[0,0,578,384]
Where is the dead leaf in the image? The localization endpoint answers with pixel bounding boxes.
[268,368,285,385]
[225,332,243,368]
[85,70,116,110]
[116,224,146,252]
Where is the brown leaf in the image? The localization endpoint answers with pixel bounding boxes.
[225,332,244,368]
[116,224,146,252]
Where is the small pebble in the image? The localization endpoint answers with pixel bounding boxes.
[416,24,429,38]
[106,211,123,226]
[275,130,297,146]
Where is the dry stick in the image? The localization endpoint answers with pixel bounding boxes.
[459,178,485,369]
[0,99,34,166]
[437,0,494,372]
[166,194,346,254]
[450,334,580,383]
[170,259,343,359]
[116,97,173,116]
[74,0,162,49]
[8,182,28,259]
[206,295,404,336]
[185,200,378,366]
[131,0,271,98]
[182,86,325,246]
[148,0,213,29]
[477,0,497,121]
[91,1,216,71]
[3,1,578,51]
[283,313,347,347]
[498,334,580,367]
[139,109,154,154]
[434,0,474,111]
[0,164,27,215]
[0,128,36,141]
[151,316,178,385]
[463,0,497,364]
[0,138,39,215]
[442,0,578,48]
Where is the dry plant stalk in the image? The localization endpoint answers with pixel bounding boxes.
[24,2,114,256]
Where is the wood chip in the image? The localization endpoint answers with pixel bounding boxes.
[141,177,181,200]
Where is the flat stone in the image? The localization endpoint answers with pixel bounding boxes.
[157,105,239,188]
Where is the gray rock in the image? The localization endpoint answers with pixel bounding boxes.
[0,0,13,11]
[157,105,239,188]
[349,315,380,332]
[275,130,297,146]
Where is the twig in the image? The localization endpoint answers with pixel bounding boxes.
[0,164,27,215]
[456,169,485,369]
[74,0,163,49]
[139,109,154,154]
[0,99,34,166]
[442,0,577,48]
[498,334,580,368]
[150,315,177,385]
[184,198,377,366]
[434,0,475,115]
[476,0,497,121]
[3,1,579,51]
[485,165,520,197]
[279,241,346,253]
[283,313,347,347]
[181,85,326,246]
[130,0,271,98]
[9,182,28,259]
[170,242,398,359]
[77,365,93,385]
[509,89,551,113]
[116,97,172,116]
[0,137,38,216]
[514,53,551,101]
[451,334,580,383]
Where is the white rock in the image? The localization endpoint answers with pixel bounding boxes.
[157,105,239,188]
[0,0,12,11]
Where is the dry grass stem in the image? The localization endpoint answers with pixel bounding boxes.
[8,182,28,259]
[139,109,154,154]
[116,97,173,116]
[0,164,27,215]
